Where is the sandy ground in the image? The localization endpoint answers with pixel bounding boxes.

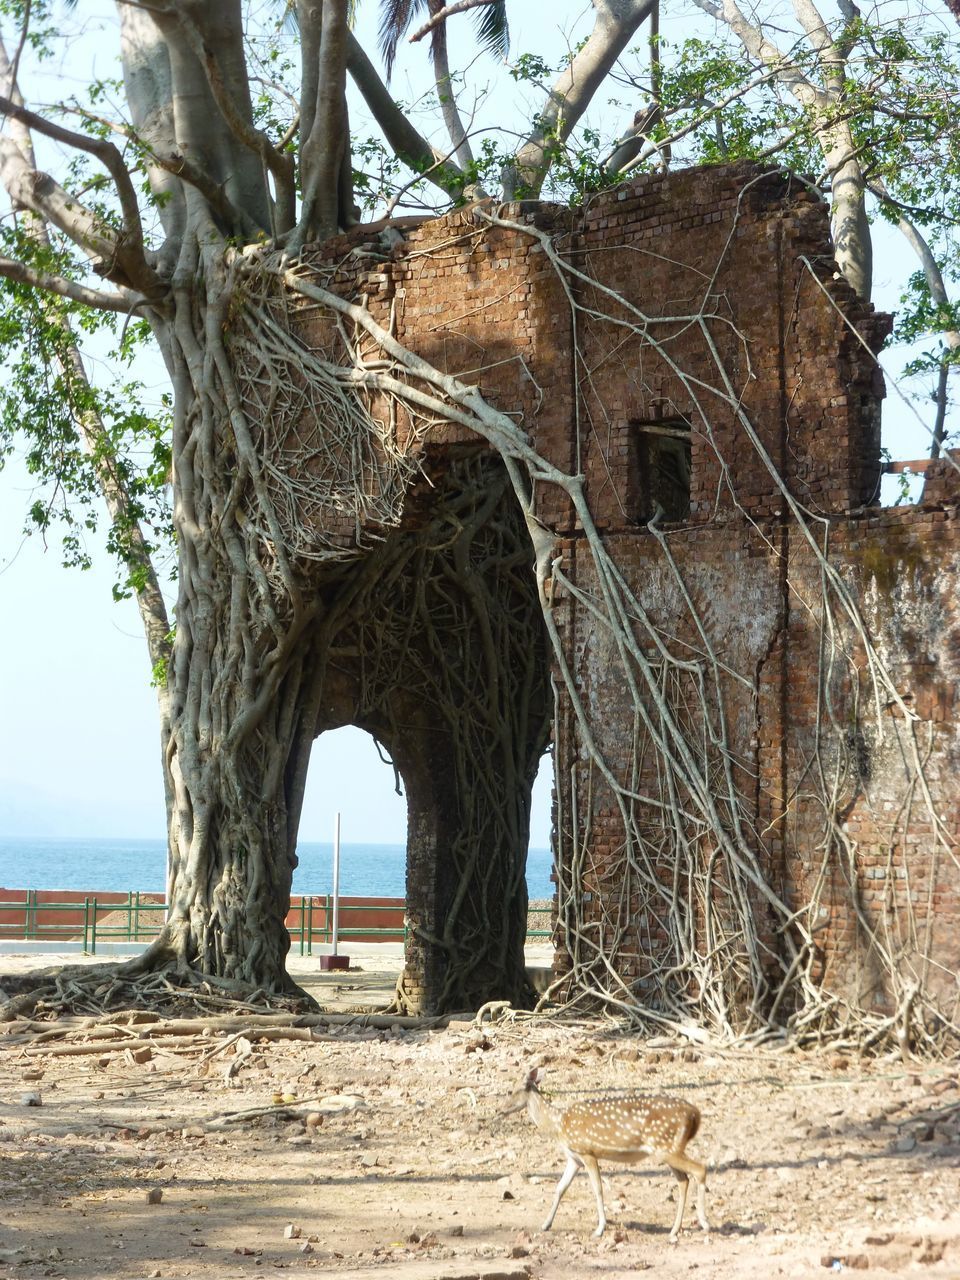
[0,946,958,1280]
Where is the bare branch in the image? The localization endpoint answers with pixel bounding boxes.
[428,2,477,172]
[0,254,147,313]
[5,0,31,107]
[409,0,497,44]
[688,0,829,108]
[505,0,656,199]
[0,30,166,300]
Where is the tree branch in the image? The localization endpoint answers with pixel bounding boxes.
[118,2,185,271]
[294,0,351,245]
[0,254,147,313]
[296,0,321,150]
[61,103,263,243]
[602,66,782,173]
[346,30,467,202]
[5,0,31,110]
[690,0,871,297]
[0,95,167,297]
[409,0,497,44]
[689,0,829,108]
[504,0,656,199]
[867,176,959,458]
[173,7,295,233]
[428,0,477,173]
[145,2,274,237]
[0,134,168,299]
[0,95,146,253]
[0,33,171,681]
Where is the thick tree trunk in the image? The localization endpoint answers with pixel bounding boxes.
[133,249,323,991]
[134,608,314,989]
[159,755,300,988]
[156,611,317,988]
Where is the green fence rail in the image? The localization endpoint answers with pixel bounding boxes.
[293,897,406,954]
[0,891,168,952]
[0,893,555,955]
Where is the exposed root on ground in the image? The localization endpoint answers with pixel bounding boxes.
[0,962,319,1024]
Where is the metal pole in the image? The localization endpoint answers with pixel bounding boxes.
[331,811,341,957]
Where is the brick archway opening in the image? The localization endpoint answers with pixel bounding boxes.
[309,451,553,1015]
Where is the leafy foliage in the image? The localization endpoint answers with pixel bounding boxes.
[0,220,172,593]
[627,11,960,408]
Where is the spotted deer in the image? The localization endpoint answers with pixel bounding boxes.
[503,1067,709,1241]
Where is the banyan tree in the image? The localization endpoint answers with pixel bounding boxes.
[2,0,960,1051]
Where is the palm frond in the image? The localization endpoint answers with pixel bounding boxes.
[379,0,428,81]
[473,1,509,61]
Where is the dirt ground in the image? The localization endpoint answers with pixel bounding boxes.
[0,946,958,1280]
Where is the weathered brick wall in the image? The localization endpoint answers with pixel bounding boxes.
[549,523,786,998]
[555,167,890,534]
[776,508,960,1009]
[534,165,959,1019]
[553,503,960,1015]
[290,160,960,1020]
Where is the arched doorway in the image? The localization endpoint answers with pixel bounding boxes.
[305,452,552,1014]
[298,725,407,886]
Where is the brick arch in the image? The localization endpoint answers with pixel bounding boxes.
[310,451,551,1014]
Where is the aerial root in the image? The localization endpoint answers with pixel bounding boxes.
[0,961,319,1023]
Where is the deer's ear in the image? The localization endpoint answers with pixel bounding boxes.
[527,1067,545,1088]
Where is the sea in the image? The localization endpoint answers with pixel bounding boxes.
[0,837,555,901]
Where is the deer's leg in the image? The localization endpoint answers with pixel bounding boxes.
[694,1175,709,1232]
[580,1154,607,1238]
[663,1151,709,1238]
[665,1165,690,1241]
[543,1154,580,1231]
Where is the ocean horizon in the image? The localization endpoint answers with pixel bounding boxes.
[0,836,555,901]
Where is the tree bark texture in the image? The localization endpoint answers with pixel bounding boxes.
[128,235,550,1005]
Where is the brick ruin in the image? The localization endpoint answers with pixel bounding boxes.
[286,160,960,1035]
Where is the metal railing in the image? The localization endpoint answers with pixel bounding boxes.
[0,891,555,954]
[0,890,167,952]
[292,896,406,954]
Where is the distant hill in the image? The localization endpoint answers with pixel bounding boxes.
[0,776,164,839]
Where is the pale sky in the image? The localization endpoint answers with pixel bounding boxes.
[0,0,573,845]
[0,0,947,847]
